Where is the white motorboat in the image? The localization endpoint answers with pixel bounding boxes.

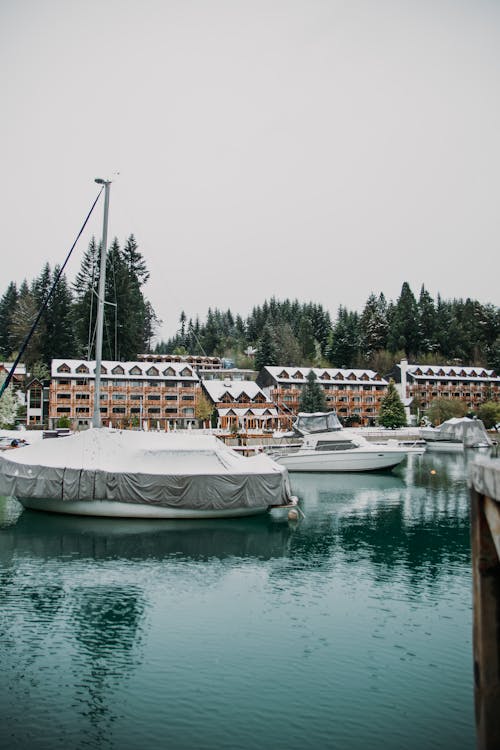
[0,428,296,518]
[268,412,423,473]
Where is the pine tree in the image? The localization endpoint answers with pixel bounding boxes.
[0,373,17,427]
[9,281,45,369]
[298,370,327,413]
[298,317,316,362]
[274,322,302,366]
[359,293,388,361]
[43,267,76,362]
[387,282,420,357]
[326,307,360,367]
[0,282,18,359]
[122,234,150,284]
[254,324,278,371]
[418,285,438,353]
[377,379,407,428]
[72,237,100,357]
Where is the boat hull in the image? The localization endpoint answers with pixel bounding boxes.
[424,441,464,452]
[274,450,407,472]
[17,497,271,519]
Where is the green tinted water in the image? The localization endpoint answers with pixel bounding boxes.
[0,451,477,750]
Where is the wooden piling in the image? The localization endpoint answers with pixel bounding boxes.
[469,456,500,750]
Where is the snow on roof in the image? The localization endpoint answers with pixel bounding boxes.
[405,364,499,381]
[51,359,199,380]
[264,366,386,384]
[202,379,270,402]
[0,362,26,375]
[217,407,277,417]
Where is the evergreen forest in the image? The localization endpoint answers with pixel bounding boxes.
[0,236,499,378]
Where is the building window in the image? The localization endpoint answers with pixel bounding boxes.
[76,393,89,400]
[57,407,71,413]
[112,407,126,414]
[30,387,42,409]
[76,407,89,414]
[57,393,71,400]
[182,395,195,401]
[148,408,161,414]
[147,394,161,401]
[112,393,126,400]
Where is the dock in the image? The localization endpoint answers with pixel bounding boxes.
[469,456,500,750]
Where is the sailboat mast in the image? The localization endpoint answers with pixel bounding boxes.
[92,178,111,428]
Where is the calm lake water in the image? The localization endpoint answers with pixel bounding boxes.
[0,450,478,750]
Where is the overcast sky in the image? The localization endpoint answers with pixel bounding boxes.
[1,0,499,341]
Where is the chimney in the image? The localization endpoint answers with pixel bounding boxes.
[400,358,408,399]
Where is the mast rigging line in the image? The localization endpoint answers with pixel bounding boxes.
[0,188,104,400]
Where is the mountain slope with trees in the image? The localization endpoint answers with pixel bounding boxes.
[1,248,499,379]
[156,284,500,374]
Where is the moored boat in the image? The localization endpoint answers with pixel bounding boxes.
[420,417,494,451]
[0,180,297,519]
[0,428,296,518]
[268,412,424,473]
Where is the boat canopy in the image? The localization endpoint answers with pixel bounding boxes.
[0,429,293,511]
[421,417,493,447]
[293,412,342,436]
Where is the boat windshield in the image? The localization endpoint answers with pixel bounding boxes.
[315,439,357,452]
[293,412,342,435]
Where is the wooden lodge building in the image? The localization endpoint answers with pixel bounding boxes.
[49,359,200,430]
[392,359,500,413]
[19,357,499,430]
[202,379,279,432]
[46,359,276,431]
[257,366,389,426]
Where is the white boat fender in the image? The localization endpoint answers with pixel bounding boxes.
[288,497,306,520]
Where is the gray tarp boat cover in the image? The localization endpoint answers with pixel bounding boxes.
[0,429,293,510]
[420,417,493,447]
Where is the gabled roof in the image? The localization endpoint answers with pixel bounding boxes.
[0,362,26,375]
[263,366,387,384]
[51,359,199,380]
[202,379,270,404]
[404,363,499,381]
[217,407,278,417]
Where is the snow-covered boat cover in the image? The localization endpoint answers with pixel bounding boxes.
[420,417,493,447]
[0,429,293,510]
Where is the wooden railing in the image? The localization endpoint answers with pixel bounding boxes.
[469,455,500,750]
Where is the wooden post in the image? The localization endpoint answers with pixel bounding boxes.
[469,456,500,750]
